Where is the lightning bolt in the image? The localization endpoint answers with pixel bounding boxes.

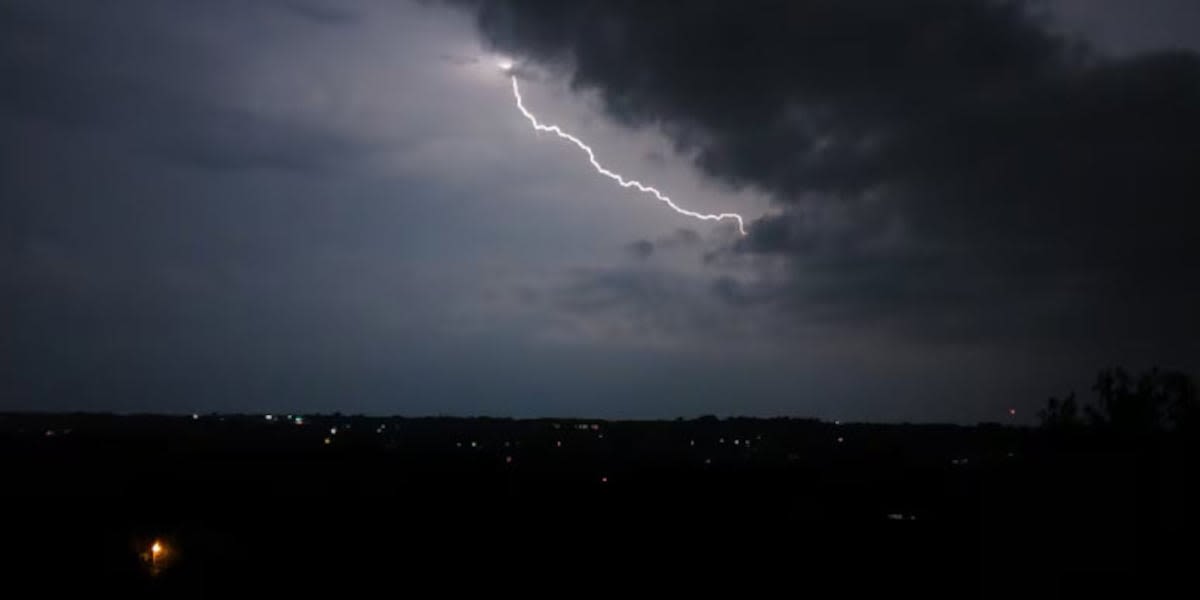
[509,76,746,235]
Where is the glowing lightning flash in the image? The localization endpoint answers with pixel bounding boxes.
[508,75,746,235]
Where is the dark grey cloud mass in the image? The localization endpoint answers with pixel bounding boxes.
[454,0,1200,368]
[2,0,793,419]
[2,0,1198,421]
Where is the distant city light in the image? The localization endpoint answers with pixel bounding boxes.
[505,456,513,464]
[323,437,332,445]
[265,414,274,421]
[1008,408,1017,416]
[837,437,844,443]
[600,476,608,483]
[145,539,168,573]
[330,427,337,435]
[192,414,199,420]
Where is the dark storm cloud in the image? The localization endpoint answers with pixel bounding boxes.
[550,267,764,342]
[3,0,1198,421]
[453,0,1200,360]
[439,53,481,66]
[626,239,654,260]
[0,0,540,413]
[0,1,376,173]
[625,228,704,260]
[274,0,361,25]
[455,0,1069,194]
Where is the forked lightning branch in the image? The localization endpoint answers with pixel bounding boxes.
[504,64,746,235]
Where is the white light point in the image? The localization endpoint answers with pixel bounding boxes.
[508,76,747,235]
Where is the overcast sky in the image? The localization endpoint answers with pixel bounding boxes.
[2,0,1198,422]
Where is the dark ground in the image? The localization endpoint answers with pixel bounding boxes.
[2,412,1194,598]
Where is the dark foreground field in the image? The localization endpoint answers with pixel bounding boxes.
[2,413,1194,598]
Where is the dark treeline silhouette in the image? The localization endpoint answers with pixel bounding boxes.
[1028,367,1197,600]
[2,371,1196,598]
[1040,367,1197,433]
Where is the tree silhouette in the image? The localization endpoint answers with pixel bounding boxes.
[1037,392,1080,429]
[1161,370,1197,432]
[1040,367,1196,433]
[1087,367,1156,432]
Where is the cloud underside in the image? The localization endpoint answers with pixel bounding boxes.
[455,0,1200,358]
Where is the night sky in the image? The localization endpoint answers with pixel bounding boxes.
[3,0,1198,422]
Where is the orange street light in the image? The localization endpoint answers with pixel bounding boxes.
[150,540,165,570]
